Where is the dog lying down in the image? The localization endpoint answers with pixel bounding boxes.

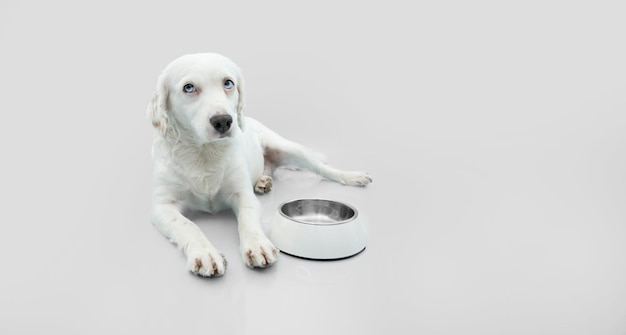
[147,53,372,277]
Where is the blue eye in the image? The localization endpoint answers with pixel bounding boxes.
[183,83,196,93]
[224,80,234,90]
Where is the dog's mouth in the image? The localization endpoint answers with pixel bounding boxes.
[204,131,231,143]
[217,131,232,139]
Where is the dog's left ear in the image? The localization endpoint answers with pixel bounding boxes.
[236,69,246,130]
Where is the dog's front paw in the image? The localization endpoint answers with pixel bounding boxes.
[240,235,279,268]
[185,243,227,277]
[340,171,373,187]
[254,175,273,194]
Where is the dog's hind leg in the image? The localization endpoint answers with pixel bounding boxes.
[258,125,372,187]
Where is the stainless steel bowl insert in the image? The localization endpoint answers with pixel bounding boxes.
[279,199,357,225]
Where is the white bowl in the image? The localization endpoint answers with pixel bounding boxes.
[268,199,366,260]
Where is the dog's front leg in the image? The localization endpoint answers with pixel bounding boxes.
[233,192,279,268]
[151,203,227,277]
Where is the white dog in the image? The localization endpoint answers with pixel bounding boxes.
[148,53,372,277]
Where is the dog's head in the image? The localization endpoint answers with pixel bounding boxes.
[148,53,246,144]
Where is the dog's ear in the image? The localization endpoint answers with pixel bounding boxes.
[236,69,246,130]
[147,73,170,134]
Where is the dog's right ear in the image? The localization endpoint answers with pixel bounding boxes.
[147,73,170,134]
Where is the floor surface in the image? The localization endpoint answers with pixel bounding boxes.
[1,1,625,334]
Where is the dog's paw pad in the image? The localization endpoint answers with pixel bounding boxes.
[254,175,273,194]
[241,236,279,268]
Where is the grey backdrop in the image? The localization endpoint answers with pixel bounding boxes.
[1,1,625,334]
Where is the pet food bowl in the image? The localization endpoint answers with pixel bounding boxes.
[268,199,366,260]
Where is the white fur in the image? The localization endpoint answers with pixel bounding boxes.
[148,53,372,277]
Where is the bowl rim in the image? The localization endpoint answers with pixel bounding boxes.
[277,198,359,226]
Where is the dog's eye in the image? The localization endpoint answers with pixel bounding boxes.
[224,80,234,90]
[183,83,196,93]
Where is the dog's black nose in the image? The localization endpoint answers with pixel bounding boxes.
[210,115,233,134]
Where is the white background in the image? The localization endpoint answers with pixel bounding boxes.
[1,1,625,334]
